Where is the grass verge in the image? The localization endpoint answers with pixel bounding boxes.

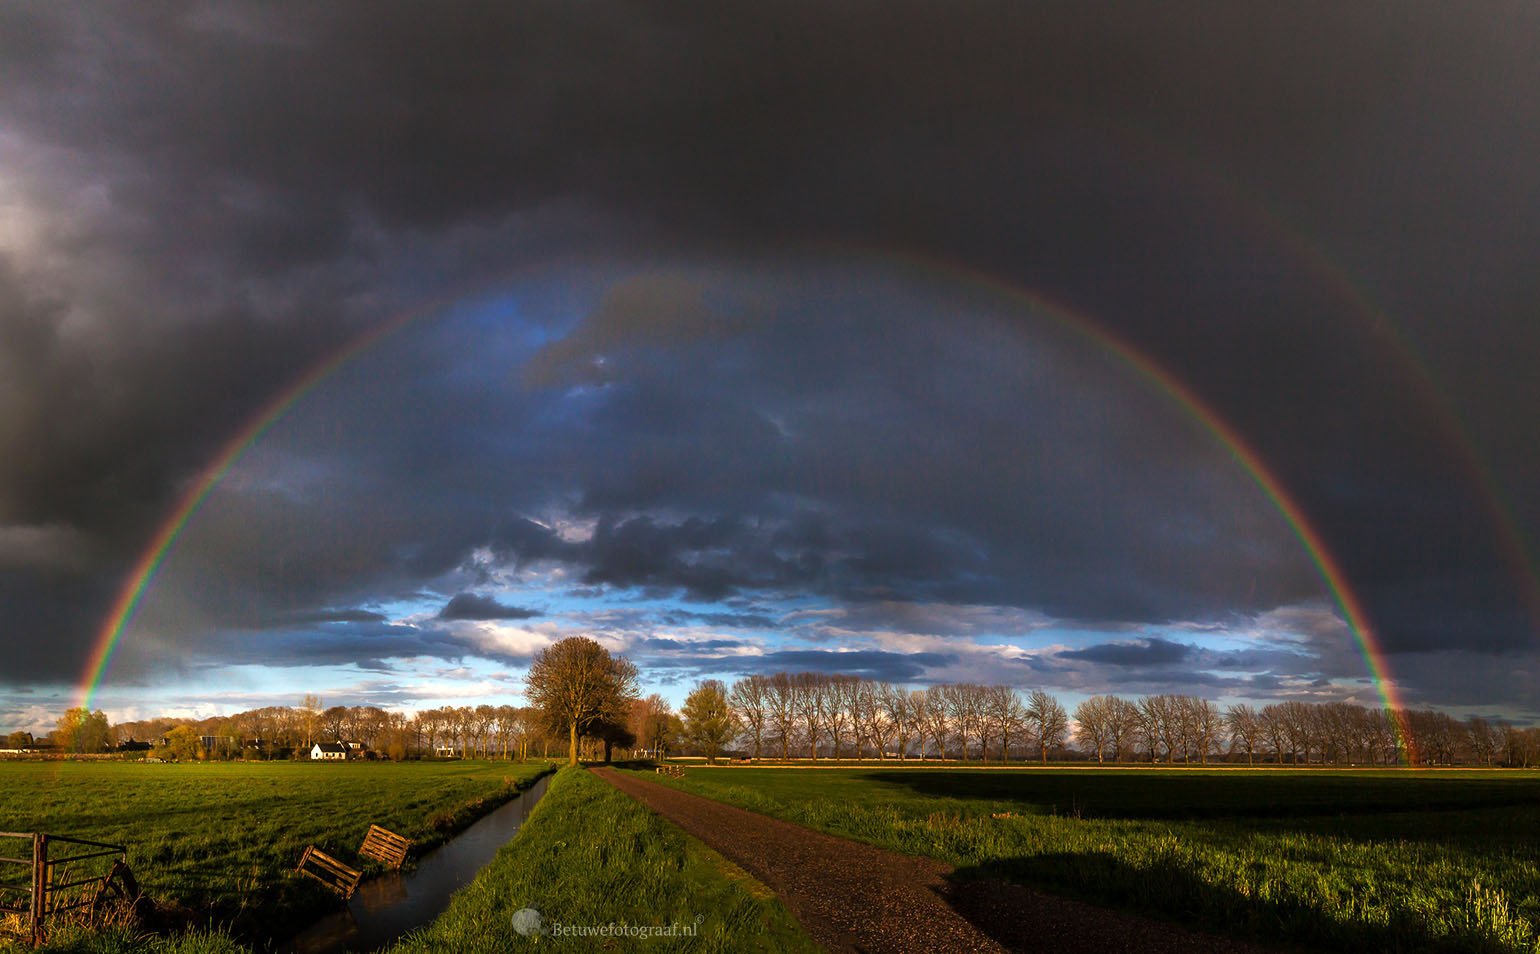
[383,766,822,954]
[635,766,1540,954]
[0,760,555,951]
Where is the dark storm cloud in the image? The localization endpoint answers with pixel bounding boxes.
[657,611,778,631]
[437,594,540,622]
[273,608,388,626]
[0,2,1537,710]
[1058,638,1192,667]
[203,620,473,671]
[686,650,960,683]
[637,638,745,653]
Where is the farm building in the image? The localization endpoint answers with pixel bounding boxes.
[311,742,349,760]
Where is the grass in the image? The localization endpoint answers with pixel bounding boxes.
[382,766,822,954]
[0,759,553,949]
[634,765,1540,954]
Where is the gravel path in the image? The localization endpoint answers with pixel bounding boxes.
[593,767,1290,954]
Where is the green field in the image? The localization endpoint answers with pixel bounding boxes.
[635,765,1540,954]
[383,766,820,954]
[0,760,552,948]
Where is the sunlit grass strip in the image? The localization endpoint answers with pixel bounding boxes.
[644,767,1540,954]
[384,767,821,954]
[0,760,553,950]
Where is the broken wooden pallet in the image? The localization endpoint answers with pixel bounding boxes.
[358,824,410,869]
[295,846,361,899]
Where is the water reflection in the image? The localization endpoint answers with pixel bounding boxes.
[283,772,551,954]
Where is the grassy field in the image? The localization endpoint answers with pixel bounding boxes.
[0,760,553,948]
[635,765,1540,954]
[382,766,821,954]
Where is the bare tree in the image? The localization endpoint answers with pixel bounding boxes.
[923,684,952,758]
[1074,695,1113,763]
[729,675,771,761]
[767,672,797,761]
[853,680,895,758]
[879,682,913,760]
[1191,698,1222,764]
[985,686,1026,761]
[1466,716,1499,766]
[793,672,825,759]
[819,675,858,759]
[1107,696,1139,762]
[1025,690,1067,762]
[1226,704,1262,764]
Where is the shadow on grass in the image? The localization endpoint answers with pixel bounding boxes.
[940,853,1506,954]
[858,770,1540,821]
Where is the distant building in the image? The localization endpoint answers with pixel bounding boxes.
[311,742,349,761]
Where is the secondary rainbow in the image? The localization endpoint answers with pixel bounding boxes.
[852,248,1416,761]
[79,253,1417,762]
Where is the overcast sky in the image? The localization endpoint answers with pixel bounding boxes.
[2,3,1538,730]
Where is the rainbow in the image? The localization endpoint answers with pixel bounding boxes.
[1103,124,1540,635]
[850,249,1415,760]
[76,299,441,713]
[80,252,1417,762]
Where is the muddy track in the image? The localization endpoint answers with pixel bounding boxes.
[593,767,1288,954]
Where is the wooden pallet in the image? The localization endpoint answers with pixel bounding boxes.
[358,825,410,869]
[295,846,361,899]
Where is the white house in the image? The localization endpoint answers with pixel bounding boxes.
[311,742,349,760]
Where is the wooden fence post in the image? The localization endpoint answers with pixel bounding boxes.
[29,833,45,947]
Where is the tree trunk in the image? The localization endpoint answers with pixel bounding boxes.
[568,720,579,766]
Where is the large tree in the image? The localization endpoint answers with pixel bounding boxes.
[54,707,110,754]
[681,679,738,764]
[525,636,639,766]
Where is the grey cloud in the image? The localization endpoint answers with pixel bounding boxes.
[0,3,1535,715]
[1058,637,1193,667]
[438,594,541,621]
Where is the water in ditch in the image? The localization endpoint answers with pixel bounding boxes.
[282,772,551,953]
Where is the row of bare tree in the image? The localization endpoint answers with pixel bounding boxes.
[702,673,1068,761]
[706,674,1525,765]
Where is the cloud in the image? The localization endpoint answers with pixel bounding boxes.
[1058,637,1193,667]
[0,4,1536,718]
[438,593,540,621]
[688,649,961,683]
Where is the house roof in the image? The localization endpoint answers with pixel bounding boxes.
[313,742,348,752]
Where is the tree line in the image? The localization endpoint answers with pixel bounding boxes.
[656,673,1535,766]
[8,641,1538,768]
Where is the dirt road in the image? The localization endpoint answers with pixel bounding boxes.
[594,767,1284,954]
